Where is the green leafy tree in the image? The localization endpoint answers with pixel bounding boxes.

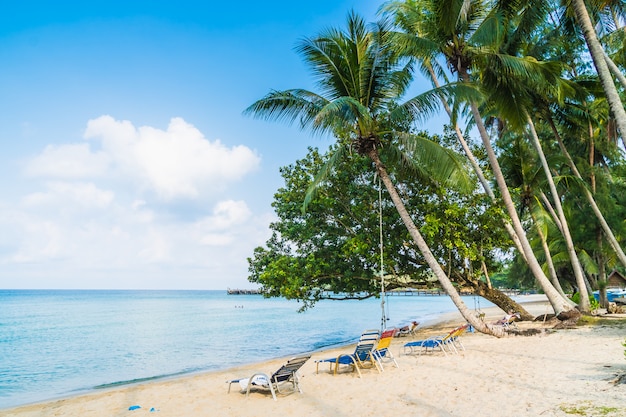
[245,12,504,335]
[248,144,533,318]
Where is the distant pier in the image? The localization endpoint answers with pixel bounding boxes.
[385,288,523,296]
[226,288,262,295]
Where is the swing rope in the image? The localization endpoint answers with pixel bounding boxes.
[378,177,387,331]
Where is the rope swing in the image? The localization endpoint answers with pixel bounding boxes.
[378,176,387,331]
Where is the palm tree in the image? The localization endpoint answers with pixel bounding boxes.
[527,6,626,271]
[545,110,626,269]
[245,12,501,335]
[498,134,573,300]
[382,0,575,315]
[567,0,626,143]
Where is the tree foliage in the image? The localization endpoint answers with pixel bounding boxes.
[248,139,511,310]
[245,1,626,320]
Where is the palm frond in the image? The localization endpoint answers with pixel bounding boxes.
[390,131,475,192]
[577,249,599,275]
[393,82,483,125]
[244,89,333,135]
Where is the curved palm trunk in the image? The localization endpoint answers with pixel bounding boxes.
[367,148,503,337]
[531,212,572,301]
[465,279,534,321]
[462,87,572,315]
[424,63,528,263]
[571,0,626,142]
[525,113,590,311]
[547,117,626,269]
[604,52,626,91]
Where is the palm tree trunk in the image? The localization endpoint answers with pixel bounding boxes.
[530,208,573,302]
[525,112,590,311]
[597,239,609,309]
[463,90,572,315]
[604,52,626,90]
[547,116,626,268]
[367,148,503,336]
[425,62,528,264]
[465,279,535,321]
[571,0,626,141]
[540,192,563,233]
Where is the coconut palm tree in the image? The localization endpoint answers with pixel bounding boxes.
[518,3,626,272]
[567,0,626,143]
[383,21,532,264]
[382,0,575,315]
[478,51,592,311]
[498,133,572,300]
[245,12,502,335]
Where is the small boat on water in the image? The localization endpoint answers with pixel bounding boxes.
[593,288,626,303]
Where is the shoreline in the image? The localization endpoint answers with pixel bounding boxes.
[3,295,626,417]
[0,291,496,410]
[1,295,549,410]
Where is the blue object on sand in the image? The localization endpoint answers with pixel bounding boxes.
[128,405,141,410]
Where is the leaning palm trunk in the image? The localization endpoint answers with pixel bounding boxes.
[525,112,590,311]
[367,148,503,337]
[547,117,626,268]
[571,0,626,143]
[463,279,534,321]
[463,88,573,315]
[604,52,626,91]
[425,63,528,263]
[531,211,572,301]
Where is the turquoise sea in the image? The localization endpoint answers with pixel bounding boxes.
[0,289,493,409]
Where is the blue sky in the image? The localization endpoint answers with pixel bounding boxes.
[0,1,441,290]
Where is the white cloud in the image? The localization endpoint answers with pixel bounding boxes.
[83,115,261,199]
[24,143,110,178]
[0,199,273,289]
[22,182,114,209]
[195,200,252,246]
[23,115,261,201]
[0,116,272,290]
[199,200,252,231]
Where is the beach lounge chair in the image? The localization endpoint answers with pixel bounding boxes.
[496,312,521,329]
[395,321,419,337]
[315,330,381,378]
[372,329,399,370]
[226,354,311,401]
[446,323,469,352]
[403,324,469,356]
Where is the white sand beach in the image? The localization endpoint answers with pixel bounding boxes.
[3,296,625,417]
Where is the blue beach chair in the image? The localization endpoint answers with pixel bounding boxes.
[403,324,469,356]
[315,329,381,377]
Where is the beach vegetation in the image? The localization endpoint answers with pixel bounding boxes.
[247,144,532,317]
[245,11,506,335]
[381,0,582,314]
[571,292,600,312]
[560,401,621,416]
[574,315,626,328]
[245,0,626,330]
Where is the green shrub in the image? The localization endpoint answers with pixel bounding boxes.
[571,293,600,310]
